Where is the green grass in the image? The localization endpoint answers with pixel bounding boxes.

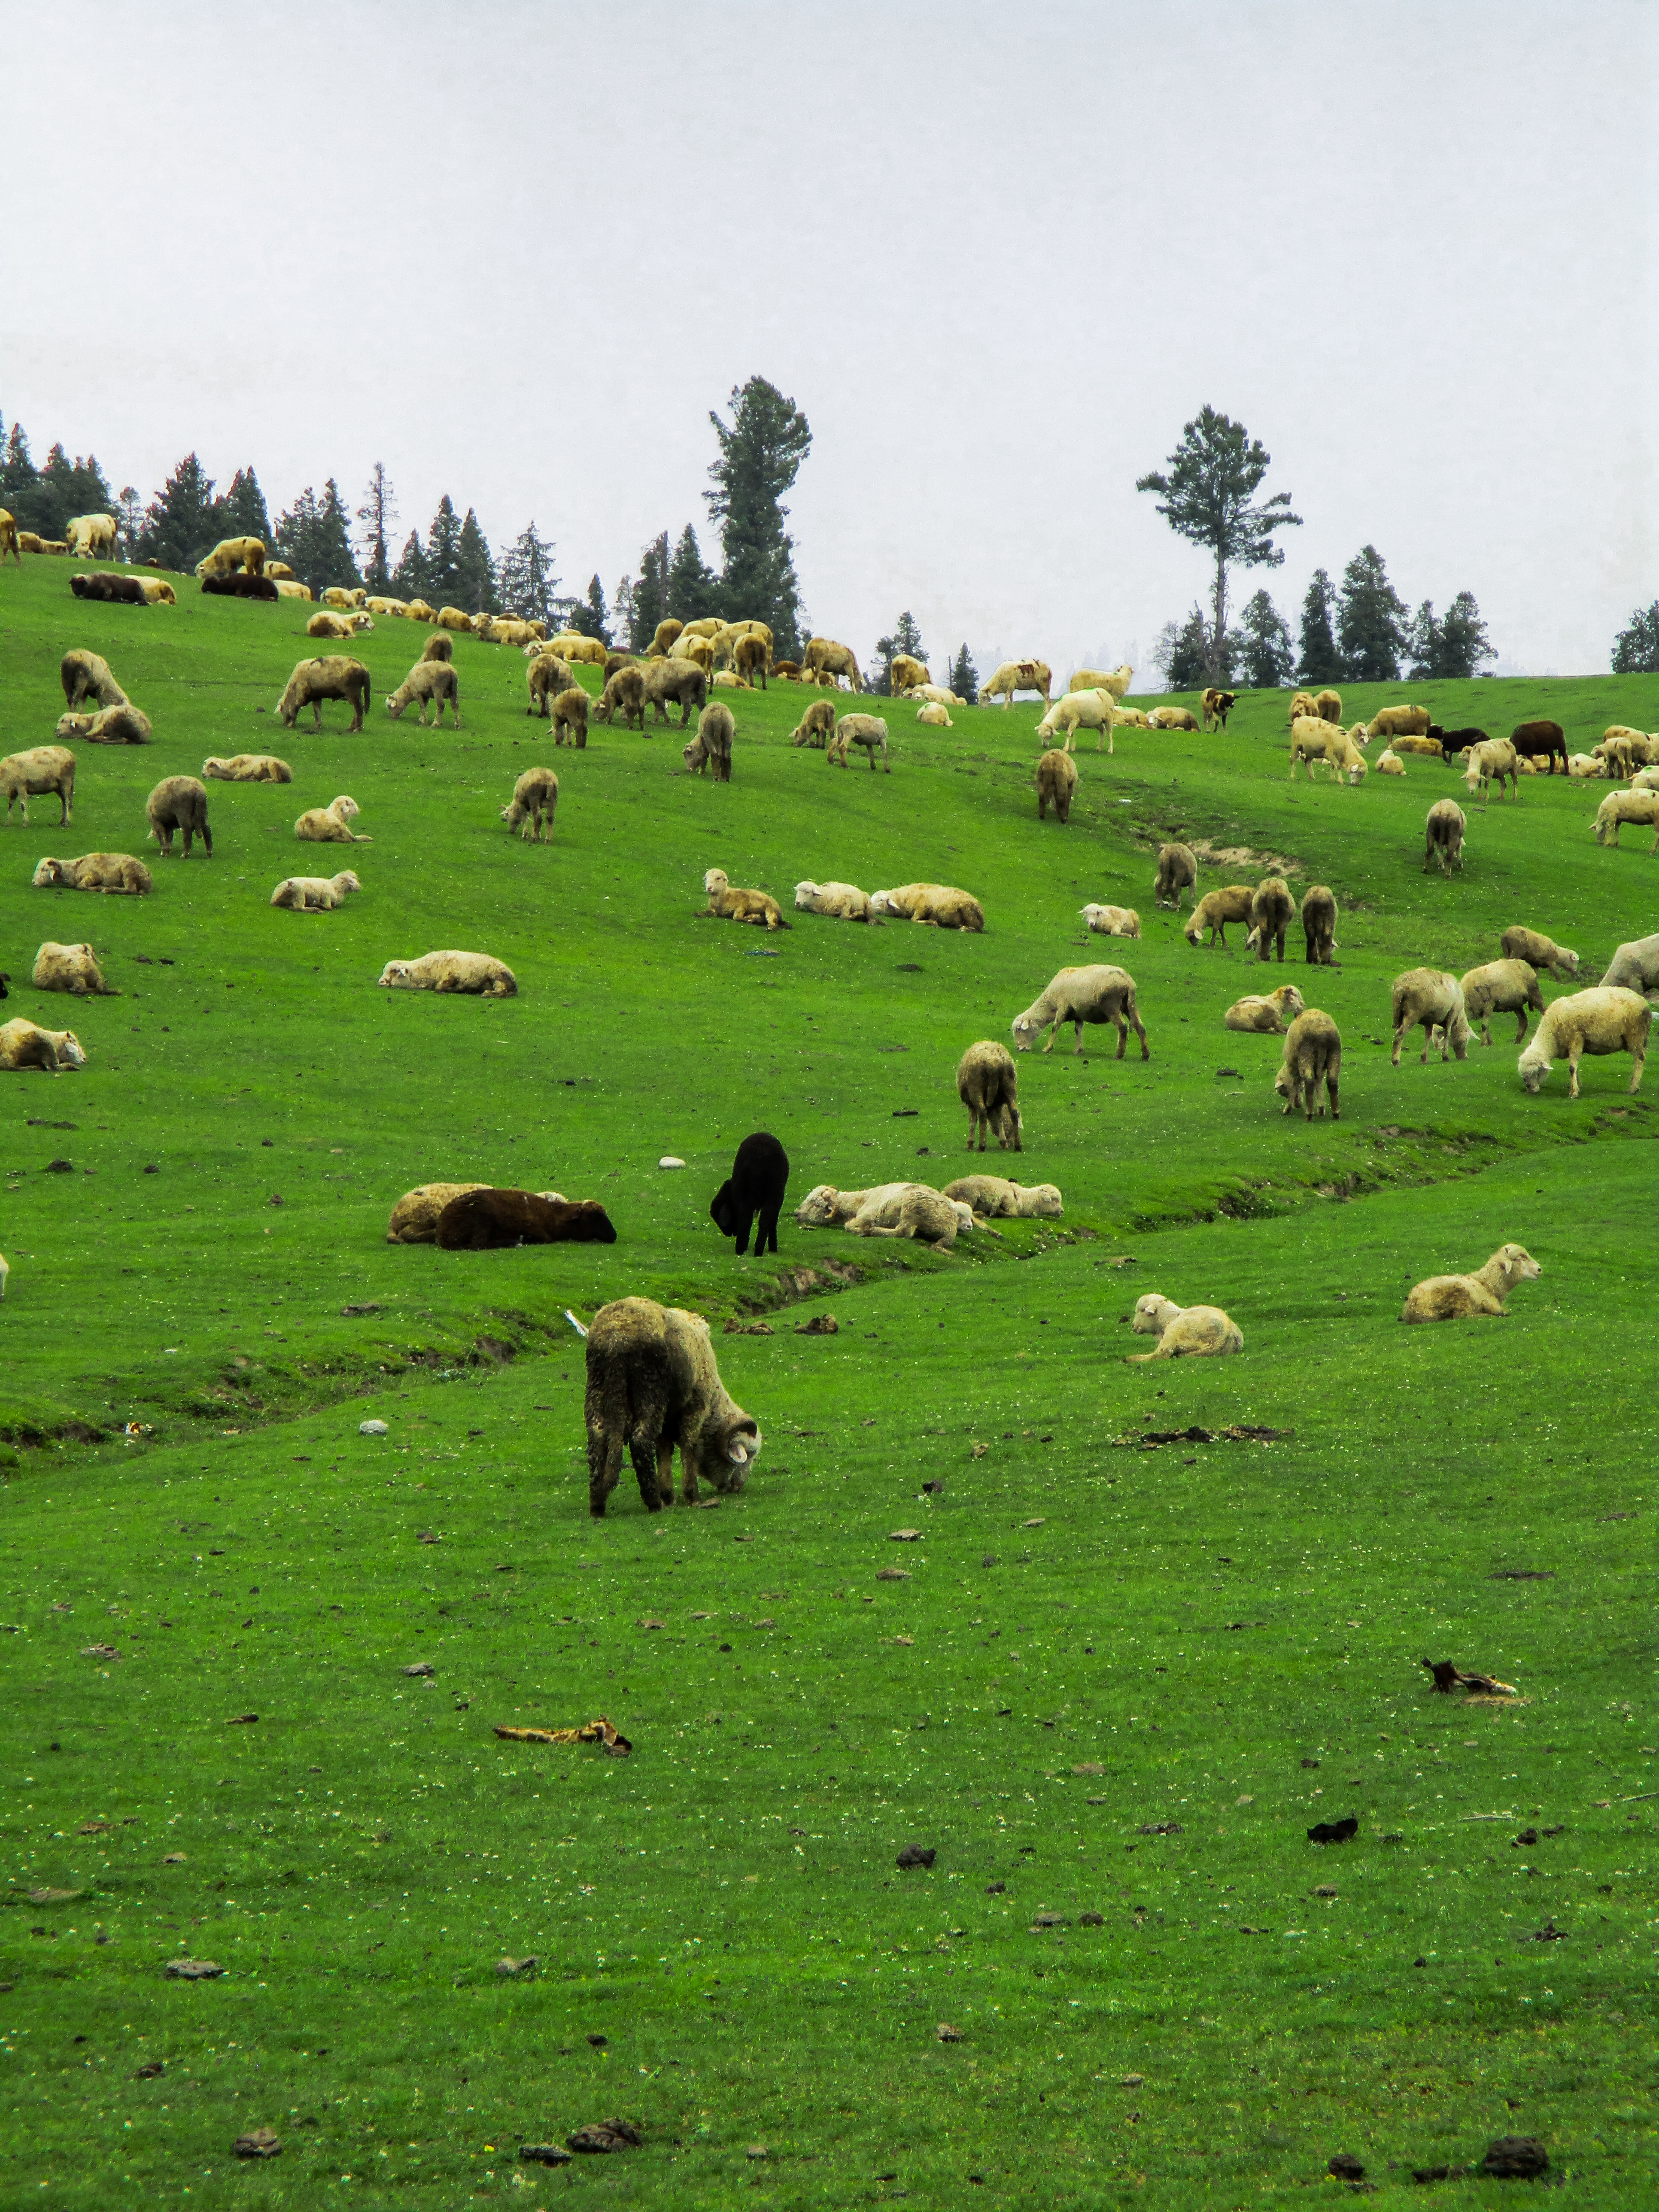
[0,559,1654,2205]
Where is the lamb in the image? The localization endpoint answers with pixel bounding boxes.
[868,883,984,930]
[957,1039,1022,1151]
[683,702,734,781]
[195,536,266,578]
[1036,690,1116,754]
[60,650,127,710]
[0,1018,86,1072]
[1125,1294,1243,1363]
[1463,738,1519,801]
[593,666,645,728]
[1593,788,1659,848]
[377,950,517,997]
[64,514,119,560]
[702,868,789,931]
[1367,703,1431,741]
[501,766,559,842]
[1012,963,1147,1059]
[276,656,371,732]
[1246,875,1295,963]
[1300,884,1339,965]
[1401,1243,1541,1324]
[202,754,292,783]
[1423,799,1468,874]
[710,1130,790,1256]
[1391,967,1471,1064]
[1147,705,1199,731]
[436,1189,616,1250]
[421,632,455,663]
[981,658,1053,707]
[526,653,575,715]
[1036,749,1077,823]
[888,653,929,694]
[33,940,114,996]
[1601,932,1659,1000]
[1080,902,1140,938]
[1517,987,1649,1097]
[1375,747,1406,775]
[940,1174,1062,1218]
[802,636,860,691]
[1200,687,1237,731]
[2,747,76,826]
[828,714,891,772]
[1459,960,1546,1045]
[1154,842,1197,910]
[385,661,460,726]
[1498,925,1579,981]
[1509,719,1569,775]
[146,775,211,858]
[435,606,473,632]
[793,880,873,922]
[916,702,952,728]
[1274,1008,1341,1118]
[1224,984,1304,1033]
[1183,884,1253,949]
[584,1296,761,1516]
[32,852,152,896]
[641,657,708,727]
[790,699,836,748]
[295,795,370,844]
[1069,664,1133,701]
[647,619,684,657]
[54,705,151,745]
[270,869,362,912]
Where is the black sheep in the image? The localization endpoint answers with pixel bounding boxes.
[70,571,146,605]
[202,571,279,601]
[710,1131,789,1257]
[436,1189,617,1251]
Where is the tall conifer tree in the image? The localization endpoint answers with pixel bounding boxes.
[705,377,810,645]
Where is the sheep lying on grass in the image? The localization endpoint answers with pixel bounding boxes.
[1401,1243,1540,1323]
[0,1018,86,1072]
[33,852,152,895]
[1517,988,1650,1097]
[386,661,460,726]
[1154,842,1197,910]
[55,705,152,746]
[916,702,952,728]
[846,1187,969,1249]
[1391,968,1471,1065]
[584,1295,761,1515]
[502,767,558,842]
[270,870,362,912]
[377,951,517,997]
[1125,1293,1243,1363]
[1013,965,1147,1058]
[436,1189,616,1250]
[1274,1009,1340,1118]
[1460,960,1546,1045]
[1224,984,1304,1033]
[295,796,370,843]
[793,881,872,921]
[942,1174,1062,1218]
[389,1181,554,1243]
[33,941,113,995]
[1149,705,1199,732]
[702,869,788,930]
[957,1040,1022,1151]
[1301,884,1339,965]
[869,883,983,930]
[1375,747,1406,776]
[146,775,210,857]
[202,754,291,783]
[1080,902,1140,938]
[795,1183,975,1247]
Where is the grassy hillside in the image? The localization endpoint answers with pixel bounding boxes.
[0,559,1653,2206]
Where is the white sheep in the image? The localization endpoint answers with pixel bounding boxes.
[1593,788,1659,848]
[1036,689,1117,754]
[1401,1244,1540,1324]
[1391,968,1471,1065]
[1600,932,1659,1000]
[0,1018,87,1072]
[1517,988,1650,1097]
[940,1174,1062,1218]
[915,702,953,728]
[793,881,873,922]
[1224,984,1304,1033]
[1459,960,1546,1046]
[377,951,517,997]
[32,941,113,996]
[1079,903,1140,938]
[270,870,362,912]
[1012,965,1147,1058]
[1375,747,1406,776]
[1125,1294,1243,1364]
[794,1183,974,1246]
[295,796,371,843]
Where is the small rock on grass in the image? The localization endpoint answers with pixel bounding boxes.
[496,1956,539,1978]
[232,2129,281,2159]
[164,1959,224,1980]
[889,1528,922,1542]
[401,1662,435,1678]
[28,1886,82,1903]
[876,1568,911,1582]
[520,2143,572,2166]
[359,1419,389,1437]
[1307,1817,1358,1844]
[568,2118,643,2154]
[745,2143,769,2158]
[1120,2073,1144,2088]
[1080,1911,1105,1926]
[895,1844,936,1871]
[795,1314,838,1335]
[936,2023,964,2043]
[1327,2151,1364,2181]
[1483,2137,1549,2179]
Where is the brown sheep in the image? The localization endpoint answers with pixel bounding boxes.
[603,649,637,679]
[435,1189,617,1251]
[641,658,708,728]
[1300,884,1339,966]
[593,666,645,729]
[1036,748,1077,823]
[552,687,589,748]
[1200,687,1237,731]
[1460,960,1546,1046]
[419,631,455,663]
[1183,884,1253,949]
[502,766,558,842]
[1246,876,1295,963]
[1154,842,1197,910]
[957,1040,1022,1151]
[791,699,836,748]
[583,1295,761,1516]
[60,649,128,711]
[732,633,769,689]
[2,747,76,826]
[385,662,460,726]
[146,776,212,858]
[276,656,371,732]
[684,702,734,781]
[702,868,788,931]
[1424,799,1468,874]
[889,652,929,694]
[526,653,575,716]
[803,636,860,692]
[828,714,890,772]
[1274,1008,1341,1118]
[1288,691,1316,724]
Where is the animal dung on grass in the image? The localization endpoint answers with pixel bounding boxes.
[495,1955,540,1978]
[1307,1817,1358,1844]
[936,2022,965,2042]
[231,2129,282,2160]
[1421,1659,1517,1697]
[520,2144,573,2166]
[1327,2154,1365,2182]
[567,2119,644,2154]
[895,1844,936,1870]
[401,1661,435,1677]
[890,1528,922,1542]
[1483,2138,1550,2179]
[876,1567,912,1582]
[164,1959,225,1979]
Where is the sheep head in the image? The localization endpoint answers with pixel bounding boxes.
[1517,1038,1550,1092]
[1492,1243,1542,1289]
[703,867,729,894]
[793,1185,842,1227]
[1131,1294,1181,1337]
[53,1030,87,1068]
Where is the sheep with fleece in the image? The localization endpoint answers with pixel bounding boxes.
[1288,690,1316,723]
[402,598,434,622]
[419,631,454,663]
[1201,687,1238,730]
[729,634,768,688]
[551,687,589,749]
[916,702,952,728]
[365,596,408,617]
[790,699,836,747]
[684,702,734,781]
[1375,747,1406,775]
[501,766,558,843]
[0,510,19,562]
[1463,737,1519,801]
[276,656,371,732]
[272,580,313,600]
[1631,766,1659,793]
[1289,716,1367,781]
[1389,733,1443,757]
[526,653,574,715]
[55,704,151,745]
[1183,884,1253,948]
[1391,968,1471,1065]
[802,636,860,691]
[848,1187,970,1249]
[942,1173,1062,1219]
[1012,963,1148,1059]
[646,618,684,657]
[1037,689,1116,754]
[270,870,362,912]
[64,512,118,560]
[593,665,645,728]
[1367,703,1431,741]
[1517,987,1650,1097]
[584,1295,762,1516]
[1301,884,1339,964]
[146,775,211,858]
[32,852,152,896]
[793,880,873,922]
[264,561,294,580]
[377,950,517,997]
[1498,925,1579,980]
[1567,753,1609,780]
[388,1182,528,1242]
[956,1039,1022,1151]
[1081,902,1140,938]
[33,941,114,996]
[702,867,788,931]
[203,754,291,783]
[0,1018,86,1072]
[828,714,891,772]
[2,747,76,826]
[1154,842,1197,910]
[1125,1293,1243,1364]
[1311,688,1343,724]
[1401,1243,1541,1323]
[671,633,716,678]
[888,653,929,693]
[641,657,708,727]
[908,683,964,707]
[386,661,460,726]
[1593,787,1659,848]
[295,795,371,844]
[60,649,128,711]
[869,882,984,930]
[1036,749,1077,823]
[1423,798,1468,874]
[1246,875,1295,962]
[1460,959,1546,1046]
[437,1189,616,1249]
[321,586,368,610]
[435,605,473,633]
[305,610,364,642]
[195,536,265,577]
[1274,1007,1342,1118]
[982,658,1053,707]
[1601,932,1659,1000]
[795,1182,974,1240]
[1148,705,1199,731]
[1069,663,1133,701]
[1224,984,1304,1033]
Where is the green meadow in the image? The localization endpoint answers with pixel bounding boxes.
[0,558,1653,2206]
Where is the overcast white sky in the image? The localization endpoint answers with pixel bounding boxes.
[4,1,1653,677]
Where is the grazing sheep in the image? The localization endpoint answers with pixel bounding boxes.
[436,1189,616,1250]
[1509,719,1569,775]
[420,631,455,664]
[1037,690,1116,754]
[1517,987,1650,1097]
[1367,703,1431,741]
[1460,960,1546,1045]
[202,754,291,783]
[146,775,211,858]
[1201,687,1238,731]
[982,658,1053,707]
[32,941,113,995]
[802,636,860,691]
[32,852,151,896]
[1012,964,1147,1059]
[1288,690,1316,723]
[1593,788,1659,848]
[916,702,952,728]
[646,619,684,657]
[671,634,715,678]
[1036,749,1077,822]
[60,649,127,711]
[195,536,265,578]
[550,687,589,749]
[1463,738,1519,801]
[732,634,769,688]
[386,1182,494,1241]
[270,869,362,912]
[1154,842,1197,910]
[1224,984,1304,1033]
[828,714,891,772]
[1391,968,1471,1065]
[1300,884,1339,965]
[526,652,574,715]
[1183,884,1253,948]
[377,950,517,997]
[641,657,708,728]
[1,747,76,826]
[295,795,370,844]
[957,1039,1022,1151]
[1080,902,1140,938]
[593,666,645,728]
[1423,799,1468,874]
[1402,1243,1541,1324]
[791,699,836,748]
[683,703,734,781]
[710,1130,790,1256]
[888,653,929,694]
[1147,705,1199,731]
[385,661,460,726]
[435,606,473,632]
[1246,875,1295,963]
[1290,716,1366,781]
[868,882,984,930]
[1069,664,1133,701]
[1601,932,1659,1000]
[941,1174,1062,1218]
[702,867,788,931]
[584,1295,762,1516]
[1274,1008,1341,1118]
[793,880,873,922]
[1126,1294,1243,1363]
[501,766,559,843]
[1376,747,1406,775]
[55,705,152,745]
[64,514,118,561]
[276,655,371,732]
[1498,926,1579,981]
[0,510,21,562]
[1312,688,1343,724]
[0,1018,85,1072]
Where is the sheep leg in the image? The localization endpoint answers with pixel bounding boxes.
[1510,1012,1525,1045]
[732,1206,754,1258]
[656,1440,676,1507]
[1113,1012,1127,1060]
[1567,1041,1583,1099]
[629,1437,663,1513]
[1629,1037,1647,1092]
[757,1203,780,1256]
[586,1430,624,1517]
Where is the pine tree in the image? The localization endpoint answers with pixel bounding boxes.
[868,613,928,695]
[611,575,635,650]
[704,376,811,641]
[1611,602,1659,675]
[497,522,559,624]
[0,423,42,531]
[629,532,671,649]
[1297,568,1342,684]
[356,464,397,592]
[452,508,496,614]
[422,496,465,606]
[273,478,360,597]
[666,523,721,621]
[1239,589,1295,688]
[568,575,611,644]
[218,466,272,546]
[1155,607,1216,690]
[1336,545,1409,682]
[390,530,428,599]
[37,444,115,540]
[137,453,219,572]
[1433,590,1496,680]
[949,643,978,705]
[117,487,143,558]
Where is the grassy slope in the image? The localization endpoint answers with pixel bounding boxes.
[0,560,1654,2206]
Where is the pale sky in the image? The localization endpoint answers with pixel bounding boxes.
[5,1,1653,678]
